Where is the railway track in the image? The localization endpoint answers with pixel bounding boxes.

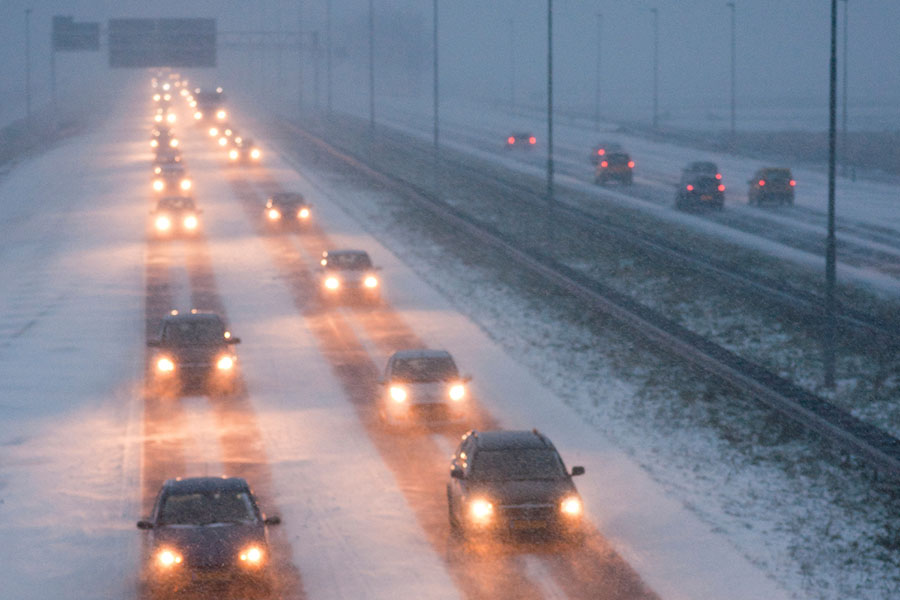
[275,118,900,481]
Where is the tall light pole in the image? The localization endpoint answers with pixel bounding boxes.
[368,0,375,131]
[508,18,516,109]
[432,0,440,193]
[726,2,736,136]
[547,0,555,212]
[297,2,305,113]
[825,0,838,389]
[594,13,602,129]
[651,8,659,129]
[25,8,33,127]
[841,0,849,174]
[326,0,333,115]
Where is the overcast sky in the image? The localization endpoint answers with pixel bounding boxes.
[0,1,897,128]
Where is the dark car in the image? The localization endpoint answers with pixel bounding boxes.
[229,137,262,164]
[505,132,537,149]
[152,196,201,236]
[151,127,178,151]
[147,310,241,395]
[152,162,192,194]
[137,477,280,596]
[379,349,472,426]
[595,152,634,185]
[675,173,725,210]
[264,192,311,227]
[318,249,381,302]
[588,141,623,165]
[153,147,182,167]
[447,429,585,540]
[748,167,795,205]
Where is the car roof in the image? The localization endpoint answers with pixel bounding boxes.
[469,430,555,451]
[323,249,370,258]
[162,311,225,325]
[511,132,533,137]
[390,349,454,361]
[270,192,306,203]
[758,167,792,174]
[162,476,250,494]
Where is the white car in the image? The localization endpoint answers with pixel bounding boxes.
[380,349,472,426]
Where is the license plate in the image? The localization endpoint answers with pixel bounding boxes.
[511,520,547,530]
[701,195,712,201]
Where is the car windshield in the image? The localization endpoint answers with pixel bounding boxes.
[606,154,630,165]
[162,319,226,344]
[391,356,459,382]
[273,195,306,209]
[763,169,792,180]
[158,490,256,526]
[158,198,195,211]
[470,449,566,481]
[326,253,372,270]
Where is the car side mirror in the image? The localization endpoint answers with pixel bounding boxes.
[146,340,160,347]
[571,466,585,477]
[136,520,154,530]
[227,337,241,344]
[264,515,281,526]
[450,466,464,479]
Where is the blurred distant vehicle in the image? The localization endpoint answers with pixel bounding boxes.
[379,349,471,426]
[150,127,178,150]
[264,192,311,227]
[137,477,280,597]
[153,147,182,167]
[747,167,795,205]
[228,138,262,164]
[588,141,623,165]
[147,310,241,395]
[193,88,227,124]
[505,132,537,149]
[152,163,192,194]
[152,196,201,236]
[447,429,586,541]
[675,172,725,211]
[318,249,380,302]
[594,151,634,185]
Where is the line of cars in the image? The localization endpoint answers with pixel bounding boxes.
[138,74,589,598]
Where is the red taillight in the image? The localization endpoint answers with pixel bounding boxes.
[529,136,536,144]
[718,184,726,192]
[507,136,515,144]
[686,184,694,191]
[600,161,608,168]
[789,180,796,186]
[597,149,605,156]
[758,179,766,186]
[628,161,635,168]
[715,173,722,180]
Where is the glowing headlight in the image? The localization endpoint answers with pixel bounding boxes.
[166,113,176,124]
[298,207,310,219]
[154,114,163,123]
[324,276,340,290]
[156,548,182,567]
[169,138,178,148]
[152,179,165,191]
[183,215,198,230]
[153,94,161,102]
[150,139,159,148]
[389,386,407,403]
[239,546,263,564]
[250,148,261,160]
[156,357,175,372]
[469,499,494,522]
[229,149,239,160]
[364,276,378,288]
[154,166,162,174]
[209,127,218,137]
[155,215,172,231]
[449,384,465,401]
[163,93,171,101]
[560,496,583,517]
[216,109,227,120]
[180,179,192,191]
[162,83,170,91]
[267,208,281,220]
[193,111,202,120]
[217,355,235,370]
[218,137,228,146]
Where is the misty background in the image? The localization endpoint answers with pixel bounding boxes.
[0,0,898,132]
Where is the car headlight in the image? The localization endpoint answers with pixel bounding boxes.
[180,179,192,191]
[156,357,175,372]
[389,386,407,403]
[298,207,310,219]
[449,384,465,401]
[267,208,281,220]
[166,113,176,123]
[155,215,172,231]
[154,114,163,122]
[156,548,183,567]
[560,496,583,517]
[169,138,178,148]
[216,109,227,120]
[469,499,494,523]
[229,149,239,160]
[364,275,378,288]
[239,545,263,565]
[183,215,198,230]
[150,139,159,148]
[217,355,235,370]
[193,111,202,120]
[152,179,165,191]
[324,276,340,290]
[218,137,228,146]
[250,148,261,160]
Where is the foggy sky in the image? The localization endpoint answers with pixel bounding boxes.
[0,1,897,129]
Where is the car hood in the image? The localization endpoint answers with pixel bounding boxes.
[152,522,265,568]
[165,344,228,365]
[467,478,576,506]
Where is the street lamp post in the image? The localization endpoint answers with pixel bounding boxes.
[651,8,659,129]
[594,13,602,129]
[727,2,736,136]
[368,0,375,131]
[547,0,554,211]
[841,0,849,175]
[509,18,516,109]
[326,0,333,115]
[825,0,838,389]
[25,8,33,127]
[432,0,440,193]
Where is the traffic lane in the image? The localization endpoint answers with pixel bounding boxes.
[227,174,550,600]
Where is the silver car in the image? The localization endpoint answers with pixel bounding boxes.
[380,349,472,426]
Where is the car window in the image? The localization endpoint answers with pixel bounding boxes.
[158,491,256,525]
[607,154,629,165]
[162,320,226,344]
[470,448,566,481]
[326,253,372,270]
[391,356,459,382]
